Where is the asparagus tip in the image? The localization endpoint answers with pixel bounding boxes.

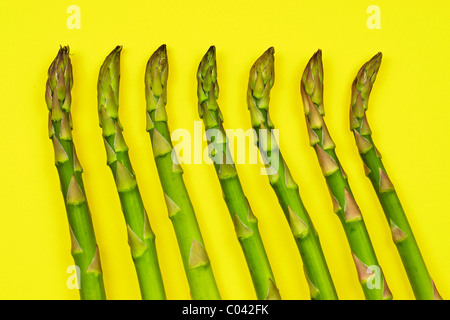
[197,45,219,113]
[350,52,383,122]
[311,48,322,61]
[255,47,274,72]
[252,47,275,70]
[146,44,168,73]
[149,45,167,69]
[101,45,122,68]
[60,45,70,53]
[368,51,382,68]
[153,44,167,59]
[98,46,122,123]
[145,45,168,98]
[49,46,70,75]
[207,45,216,54]
[248,47,275,98]
[358,52,383,82]
[199,45,217,70]
[47,46,73,113]
[301,49,324,117]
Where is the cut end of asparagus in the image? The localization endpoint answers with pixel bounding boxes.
[197,46,219,120]
[248,47,275,109]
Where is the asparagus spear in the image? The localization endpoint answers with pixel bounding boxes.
[97,46,166,299]
[300,50,391,299]
[246,48,337,300]
[45,46,106,300]
[145,45,221,300]
[197,46,280,300]
[349,53,442,300]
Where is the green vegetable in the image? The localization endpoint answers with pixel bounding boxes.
[246,47,337,300]
[45,46,106,300]
[197,46,280,300]
[301,50,391,299]
[349,53,442,300]
[97,46,166,300]
[145,45,221,300]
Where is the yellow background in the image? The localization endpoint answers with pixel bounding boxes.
[0,0,448,299]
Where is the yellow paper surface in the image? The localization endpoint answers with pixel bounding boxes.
[0,0,448,299]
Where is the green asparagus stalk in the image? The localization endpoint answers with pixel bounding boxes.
[246,47,337,300]
[197,46,280,300]
[349,53,442,300]
[300,50,391,299]
[45,46,106,300]
[97,46,166,300]
[145,45,221,300]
